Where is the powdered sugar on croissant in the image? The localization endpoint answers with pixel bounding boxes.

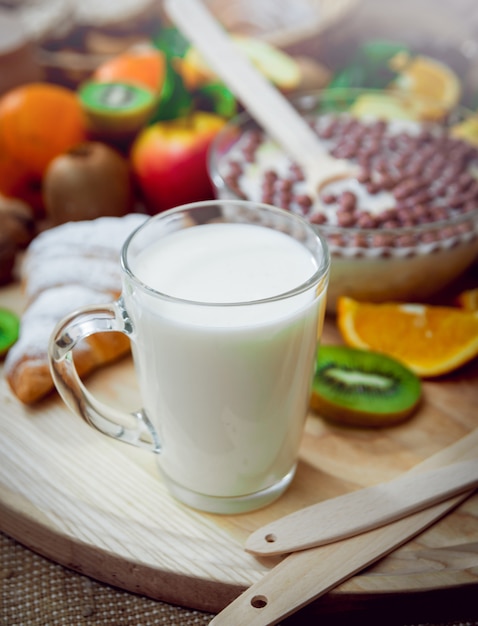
[5,213,147,404]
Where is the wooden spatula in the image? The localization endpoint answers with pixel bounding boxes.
[209,428,478,625]
[246,458,478,556]
[163,0,357,197]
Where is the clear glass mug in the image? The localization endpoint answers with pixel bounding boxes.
[49,200,330,514]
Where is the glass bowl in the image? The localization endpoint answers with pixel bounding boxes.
[208,88,478,312]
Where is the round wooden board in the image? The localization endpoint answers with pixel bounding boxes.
[1,281,478,620]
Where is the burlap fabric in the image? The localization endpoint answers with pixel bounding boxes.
[2,531,478,626]
[0,533,213,626]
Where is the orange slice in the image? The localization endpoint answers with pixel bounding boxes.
[337,296,478,377]
[457,288,478,311]
[388,53,461,119]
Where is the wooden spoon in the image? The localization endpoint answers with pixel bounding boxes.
[163,0,357,198]
[246,458,478,556]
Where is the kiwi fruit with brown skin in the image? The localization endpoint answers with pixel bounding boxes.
[0,196,36,248]
[43,141,134,226]
[311,345,422,427]
[0,194,36,284]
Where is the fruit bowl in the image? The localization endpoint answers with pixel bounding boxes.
[208,88,478,312]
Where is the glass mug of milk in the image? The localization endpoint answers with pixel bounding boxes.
[49,200,330,514]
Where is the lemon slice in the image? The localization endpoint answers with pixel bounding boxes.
[451,117,478,146]
[350,92,420,121]
[178,36,301,91]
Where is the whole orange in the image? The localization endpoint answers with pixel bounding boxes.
[93,47,166,94]
[0,82,86,179]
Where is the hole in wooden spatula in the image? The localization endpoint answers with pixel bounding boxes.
[250,594,268,609]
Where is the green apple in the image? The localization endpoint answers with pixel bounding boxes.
[131,111,226,213]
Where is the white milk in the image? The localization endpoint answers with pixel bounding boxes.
[126,222,325,499]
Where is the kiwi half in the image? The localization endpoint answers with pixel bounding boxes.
[311,345,422,427]
[79,81,157,135]
[0,308,19,358]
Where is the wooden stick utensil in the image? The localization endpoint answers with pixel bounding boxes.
[163,0,357,197]
[210,429,478,625]
[246,458,478,556]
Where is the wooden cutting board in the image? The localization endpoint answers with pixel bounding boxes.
[1,280,478,621]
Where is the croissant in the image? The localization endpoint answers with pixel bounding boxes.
[4,213,147,404]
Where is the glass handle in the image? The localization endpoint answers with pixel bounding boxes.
[48,300,161,454]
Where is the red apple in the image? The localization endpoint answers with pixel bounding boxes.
[130,111,226,213]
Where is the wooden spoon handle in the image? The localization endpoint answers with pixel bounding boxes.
[246,458,478,555]
[163,0,338,173]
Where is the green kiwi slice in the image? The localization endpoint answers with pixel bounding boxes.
[79,81,157,134]
[0,308,19,358]
[311,345,422,427]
